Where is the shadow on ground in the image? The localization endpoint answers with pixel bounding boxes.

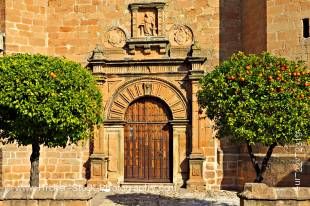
[104,193,237,206]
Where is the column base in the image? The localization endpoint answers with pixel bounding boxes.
[187,180,206,191]
[88,154,108,187]
[186,153,205,191]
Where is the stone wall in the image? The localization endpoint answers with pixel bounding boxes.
[0,187,96,206]
[241,0,267,54]
[237,144,310,188]
[0,0,4,33]
[241,0,310,67]
[0,143,90,187]
[0,0,309,190]
[1,0,223,67]
[208,142,310,191]
[219,0,242,62]
[239,183,310,206]
[216,139,242,191]
[266,0,310,67]
[4,0,48,54]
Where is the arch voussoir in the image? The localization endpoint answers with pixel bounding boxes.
[107,78,188,121]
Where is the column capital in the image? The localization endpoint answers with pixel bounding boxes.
[169,119,189,126]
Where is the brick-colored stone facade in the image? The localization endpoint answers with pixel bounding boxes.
[242,0,310,67]
[0,0,4,33]
[267,0,310,65]
[0,0,309,191]
[241,0,267,54]
[0,0,224,67]
[0,143,89,187]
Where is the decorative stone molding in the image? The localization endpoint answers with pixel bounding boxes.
[126,2,168,55]
[106,77,188,121]
[105,27,127,48]
[169,25,193,47]
[129,2,166,38]
[168,25,194,57]
[126,37,169,55]
[89,44,105,60]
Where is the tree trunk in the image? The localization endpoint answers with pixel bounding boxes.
[257,142,277,182]
[30,141,40,187]
[246,141,277,183]
[246,142,262,182]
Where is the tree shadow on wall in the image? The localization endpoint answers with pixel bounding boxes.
[276,158,310,187]
[83,135,95,182]
[218,138,242,191]
[218,141,310,191]
[105,193,237,206]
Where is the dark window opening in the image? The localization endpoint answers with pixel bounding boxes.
[303,18,309,38]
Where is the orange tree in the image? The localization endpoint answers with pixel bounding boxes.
[0,54,102,187]
[198,52,310,182]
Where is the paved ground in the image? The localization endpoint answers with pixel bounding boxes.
[91,186,240,206]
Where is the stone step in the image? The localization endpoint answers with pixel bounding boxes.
[119,183,177,193]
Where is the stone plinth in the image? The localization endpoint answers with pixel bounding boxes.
[238,183,310,206]
[0,187,98,206]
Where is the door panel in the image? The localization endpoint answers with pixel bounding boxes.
[124,97,172,183]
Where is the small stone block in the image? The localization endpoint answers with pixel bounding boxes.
[276,188,297,200]
[64,200,88,206]
[55,189,97,200]
[5,188,35,200]
[32,189,56,200]
[297,187,310,200]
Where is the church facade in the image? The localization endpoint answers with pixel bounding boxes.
[0,0,309,190]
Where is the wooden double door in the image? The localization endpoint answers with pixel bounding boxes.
[124,97,172,183]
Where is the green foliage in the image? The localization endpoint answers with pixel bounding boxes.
[198,52,310,146]
[0,53,103,147]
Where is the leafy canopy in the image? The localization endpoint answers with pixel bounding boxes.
[0,53,103,147]
[198,52,310,145]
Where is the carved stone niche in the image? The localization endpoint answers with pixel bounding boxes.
[127,2,169,55]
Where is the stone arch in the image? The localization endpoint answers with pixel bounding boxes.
[106,77,188,121]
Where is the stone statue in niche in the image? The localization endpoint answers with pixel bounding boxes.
[143,83,152,95]
[139,13,157,37]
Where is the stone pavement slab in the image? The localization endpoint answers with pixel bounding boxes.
[91,189,239,206]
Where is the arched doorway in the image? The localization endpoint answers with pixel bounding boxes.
[124,97,173,183]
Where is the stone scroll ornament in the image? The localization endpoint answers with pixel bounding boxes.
[106,27,127,48]
[170,25,193,46]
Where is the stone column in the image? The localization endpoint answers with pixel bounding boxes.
[172,121,188,187]
[186,67,206,191]
[105,124,125,184]
[130,7,138,38]
[88,124,108,186]
[157,6,164,36]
